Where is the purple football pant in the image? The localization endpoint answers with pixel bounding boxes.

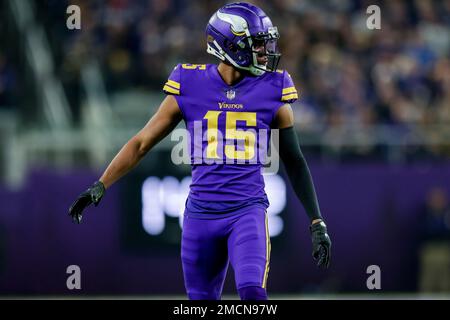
[181,205,270,300]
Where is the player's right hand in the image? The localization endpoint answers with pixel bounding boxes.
[68,181,105,224]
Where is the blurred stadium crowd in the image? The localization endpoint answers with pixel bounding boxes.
[1,0,450,160]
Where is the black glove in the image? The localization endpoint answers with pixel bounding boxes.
[69,181,105,224]
[310,220,331,269]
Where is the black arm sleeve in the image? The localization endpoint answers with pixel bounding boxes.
[278,126,323,221]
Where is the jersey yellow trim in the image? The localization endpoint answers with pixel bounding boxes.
[163,85,180,95]
[281,93,298,101]
[282,87,297,95]
[166,80,180,89]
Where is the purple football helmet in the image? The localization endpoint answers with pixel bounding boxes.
[206,2,281,76]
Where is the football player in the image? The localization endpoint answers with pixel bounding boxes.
[69,2,331,300]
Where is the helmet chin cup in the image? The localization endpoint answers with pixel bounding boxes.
[249,64,266,76]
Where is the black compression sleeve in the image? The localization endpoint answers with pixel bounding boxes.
[278,126,323,221]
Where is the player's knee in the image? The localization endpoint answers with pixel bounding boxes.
[234,262,267,289]
[238,286,268,300]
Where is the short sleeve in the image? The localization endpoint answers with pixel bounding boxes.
[163,64,181,96]
[280,71,298,103]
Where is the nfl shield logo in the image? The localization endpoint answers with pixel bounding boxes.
[226,89,236,100]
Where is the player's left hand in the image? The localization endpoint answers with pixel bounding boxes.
[68,181,105,224]
[310,220,331,269]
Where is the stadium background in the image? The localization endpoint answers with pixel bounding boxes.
[0,0,449,298]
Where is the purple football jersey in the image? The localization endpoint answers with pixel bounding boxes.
[163,63,298,202]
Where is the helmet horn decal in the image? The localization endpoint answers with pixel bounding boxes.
[216,11,248,37]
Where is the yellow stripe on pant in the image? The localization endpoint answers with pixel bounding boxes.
[262,211,271,288]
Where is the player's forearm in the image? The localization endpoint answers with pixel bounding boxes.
[99,135,150,189]
[279,126,323,222]
[285,155,323,221]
